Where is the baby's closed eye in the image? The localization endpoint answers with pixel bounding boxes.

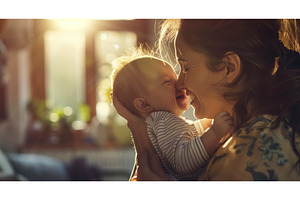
[162,79,172,85]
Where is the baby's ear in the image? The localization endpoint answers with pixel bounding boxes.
[133,98,153,113]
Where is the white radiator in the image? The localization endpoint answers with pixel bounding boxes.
[22,148,136,180]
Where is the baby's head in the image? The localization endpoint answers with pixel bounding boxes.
[111,53,189,119]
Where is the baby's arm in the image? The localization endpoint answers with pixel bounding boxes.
[150,112,208,174]
[200,111,234,156]
[172,113,232,174]
[151,111,233,175]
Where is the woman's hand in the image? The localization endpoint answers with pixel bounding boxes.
[112,93,151,153]
[112,93,168,180]
[112,92,140,124]
[136,150,169,181]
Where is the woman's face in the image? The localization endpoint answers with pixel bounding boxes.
[175,32,232,119]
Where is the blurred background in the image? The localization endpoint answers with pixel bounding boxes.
[0,19,195,181]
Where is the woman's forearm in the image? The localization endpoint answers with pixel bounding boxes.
[112,94,166,180]
[128,120,169,181]
[112,93,155,154]
[127,119,156,155]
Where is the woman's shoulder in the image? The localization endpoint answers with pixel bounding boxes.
[238,114,292,140]
[201,114,300,180]
[242,114,285,131]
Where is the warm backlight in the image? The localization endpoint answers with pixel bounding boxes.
[51,19,91,31]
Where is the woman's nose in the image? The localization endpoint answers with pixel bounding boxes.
[176,73,185,90]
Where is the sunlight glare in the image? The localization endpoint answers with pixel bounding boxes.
[72,120,87,131]
[96,101,110,123]
[63,106,73,116]
[52,19,91,31]
[105,53,117,63]
[49,113,59,122]
[222,137,233,148]
[114,44,120,49]
[100,33,108,40]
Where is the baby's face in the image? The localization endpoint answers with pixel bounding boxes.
[143,59,189,116]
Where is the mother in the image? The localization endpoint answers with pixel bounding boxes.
[113,19,300,180]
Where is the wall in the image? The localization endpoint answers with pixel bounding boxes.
[0,20,32,152]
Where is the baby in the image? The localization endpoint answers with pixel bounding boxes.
[111,52,233,180]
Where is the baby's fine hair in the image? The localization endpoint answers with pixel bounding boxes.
[111,46,165,117]
[111,46,156,88]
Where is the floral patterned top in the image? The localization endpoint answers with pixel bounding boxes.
[199,114,300,180]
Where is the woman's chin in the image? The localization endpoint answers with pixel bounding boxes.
[193,109,203,119]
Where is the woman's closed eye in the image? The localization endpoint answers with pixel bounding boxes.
[180,62,199,74]
[182,67,189,73]
[178,61,189,74]
[179,65,189,74]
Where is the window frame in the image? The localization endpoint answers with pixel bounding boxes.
[30,19,155,123]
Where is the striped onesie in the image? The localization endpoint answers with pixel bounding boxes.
[146,111,210,180]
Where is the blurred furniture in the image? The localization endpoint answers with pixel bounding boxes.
[20,147,135,181]
[0,146,135,181]
[0,149,15,180]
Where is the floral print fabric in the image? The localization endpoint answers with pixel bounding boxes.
[200,114,300,180]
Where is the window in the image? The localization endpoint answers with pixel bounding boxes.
[29,19,155,148]
[44,30,86,120]
[95,31,137,123]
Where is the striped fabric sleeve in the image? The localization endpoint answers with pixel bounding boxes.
[174,135,210,174]
[150,111,210,175]
[193,120,205,135]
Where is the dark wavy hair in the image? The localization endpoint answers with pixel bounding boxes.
[158,19,300,157]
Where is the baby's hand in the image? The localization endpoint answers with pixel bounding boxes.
[211,111,234,140]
